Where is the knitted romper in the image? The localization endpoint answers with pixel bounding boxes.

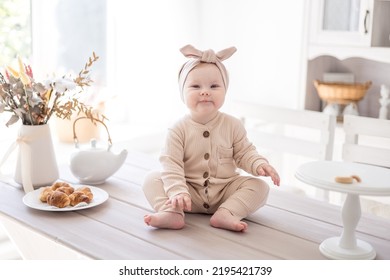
[143,112,270,219]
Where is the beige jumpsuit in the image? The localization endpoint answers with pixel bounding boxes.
[143,112,270,219]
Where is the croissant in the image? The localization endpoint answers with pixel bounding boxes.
[69,191,90,206]
[76,186,94,201]
[47,191,71,208]
[39,187,54,202]
[51,181,72,191]
[56,185,75,195]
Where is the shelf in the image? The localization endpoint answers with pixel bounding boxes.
[308,45,390,63]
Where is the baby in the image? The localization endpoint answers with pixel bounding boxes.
[143,45,280,232]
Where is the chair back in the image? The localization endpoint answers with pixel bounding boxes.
[230,101,337,195]
[343,115,390,168]
[231,101,336,160]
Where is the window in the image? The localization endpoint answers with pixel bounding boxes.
[0,0,32,138]
[0,0,32,66]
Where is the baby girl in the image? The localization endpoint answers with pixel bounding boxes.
[142,45,280,232]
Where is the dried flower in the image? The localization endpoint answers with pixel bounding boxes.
[0,52,106,127]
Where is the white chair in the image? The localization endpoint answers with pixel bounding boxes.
[343,115,390,168]
[342,115,390,218]
[340,115,390,218]
[230,101,337,199]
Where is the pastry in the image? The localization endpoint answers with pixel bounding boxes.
[56,185,75,195]
[40,182,94,208]
[47,191,71,208]
[335,175,361,184]
[76,186,94,201]
[51,181,72,191]
[39,187,54,202]
[69,191,90,206]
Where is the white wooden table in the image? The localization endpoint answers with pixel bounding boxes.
[1,151,390,260]
[296,160,390,260]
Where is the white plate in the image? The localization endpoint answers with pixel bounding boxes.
[22,185,109,211]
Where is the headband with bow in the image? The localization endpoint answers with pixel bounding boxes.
[178,44,237,101]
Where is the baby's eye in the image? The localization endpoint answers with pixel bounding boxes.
[211,84,220,88]
[190,84,200,89]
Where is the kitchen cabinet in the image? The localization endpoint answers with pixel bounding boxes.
[307,0,390,63]
[302,0,390,119]
[309,0,390,48]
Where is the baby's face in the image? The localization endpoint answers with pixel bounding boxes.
[183,63,226,123]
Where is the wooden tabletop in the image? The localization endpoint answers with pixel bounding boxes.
[0,150,389,260]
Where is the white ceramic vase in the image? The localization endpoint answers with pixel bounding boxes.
[14,124,59,192]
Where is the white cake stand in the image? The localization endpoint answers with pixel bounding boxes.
[296,160,390,260]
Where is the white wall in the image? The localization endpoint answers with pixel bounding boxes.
[197,0,307,111]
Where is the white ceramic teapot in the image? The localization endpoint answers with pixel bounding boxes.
[70,117,128,184]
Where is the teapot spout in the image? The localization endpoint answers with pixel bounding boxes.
[116,149,128,166]
[110,149,128,171]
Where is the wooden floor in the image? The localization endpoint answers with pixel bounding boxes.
[1,149,389,260]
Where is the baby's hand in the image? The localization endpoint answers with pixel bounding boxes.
[165,193,192,211]
[257,163,280,186]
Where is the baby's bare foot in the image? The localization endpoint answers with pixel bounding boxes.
[210,208,248,232]
[144,212,185,230]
